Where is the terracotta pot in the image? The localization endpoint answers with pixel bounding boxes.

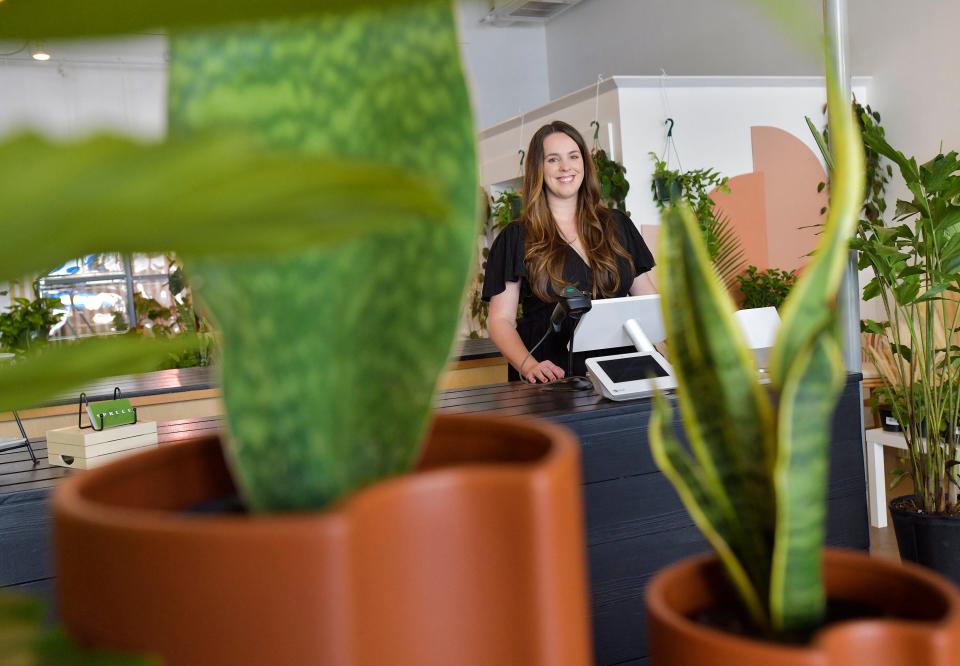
[53,413,592,666]
[646,549,960,666]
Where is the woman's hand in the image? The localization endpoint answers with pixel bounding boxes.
[521,359,566,384]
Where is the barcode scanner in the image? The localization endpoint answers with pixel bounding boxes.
[550,286,592,332]
[544,287,594,392]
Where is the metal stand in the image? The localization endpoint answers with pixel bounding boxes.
[0,410,37,465]
[78,388,139,431]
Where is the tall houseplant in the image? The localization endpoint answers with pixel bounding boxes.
[0,2,592,664]
[854,118,960,581]
[644,29,960,666]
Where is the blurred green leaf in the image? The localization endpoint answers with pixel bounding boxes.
[0,0,439,39]
[649,392,768,630]
[0,336,199,412]
[770,327,843,633]
[0,133,446,285]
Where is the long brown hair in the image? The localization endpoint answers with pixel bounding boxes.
[521,120,633,302]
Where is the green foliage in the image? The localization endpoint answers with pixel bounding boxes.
[467,190,521,338]
[0,132,447,286]
[0,0,432,39]
[0,336,199,413]
[0,290,63,355]
[650,153,745,285]
[648,45,865,640]
[735,265,799,310]
[855,117,960,514]
[0,590,159,665]
[117,259,219,370]
[811,101,892,221]
[0,1,475,514]
[593,148,630,214]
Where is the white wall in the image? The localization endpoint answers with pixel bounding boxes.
[456,0,551,129]
[544,0,821,98]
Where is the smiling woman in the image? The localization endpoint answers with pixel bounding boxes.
[483,120,656,384]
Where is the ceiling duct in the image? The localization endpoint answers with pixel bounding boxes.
[482,0,584,25]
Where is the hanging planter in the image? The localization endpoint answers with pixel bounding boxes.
[653,174,683,205]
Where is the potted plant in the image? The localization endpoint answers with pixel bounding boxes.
[650,153,684,205]
[643,33,960,666]
[734,265,798,310]
[0,2,592,665]
[854,115,960,583]
[650,155,745,287]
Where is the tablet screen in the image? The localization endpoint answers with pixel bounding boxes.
[596,355,669,383]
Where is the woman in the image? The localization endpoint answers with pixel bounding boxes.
[483,120,656,384]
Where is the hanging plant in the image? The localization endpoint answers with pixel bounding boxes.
[650,153,744,286]
[465,190,522,338]
[593,148,630,214]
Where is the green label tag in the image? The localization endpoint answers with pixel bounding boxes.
[87,398,136,430]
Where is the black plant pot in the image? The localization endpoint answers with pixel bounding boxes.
[878,406,903,432]
[654,176,682,204]
[890,494,960,586]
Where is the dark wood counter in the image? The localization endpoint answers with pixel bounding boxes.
[0,375,867,666]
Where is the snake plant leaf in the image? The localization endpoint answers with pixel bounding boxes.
[0,133,446,285]
[657,203,777,602]
[0,0,435,39]
[769,63,865,387]
[0,336,198,412]
[649,392,769,630]
[769,325,844,634]
[171,5,477,510]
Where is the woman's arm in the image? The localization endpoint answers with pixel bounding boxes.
[629,271,658,296]
[487,281,565,383]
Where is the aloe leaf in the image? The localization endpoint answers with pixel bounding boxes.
[0,336,198,412]
[649,393,769,631]
[0,0,438,39]
[657,203,777,599]
[769,326,845,633]
[770,58,866,386]
[0,133,446,285]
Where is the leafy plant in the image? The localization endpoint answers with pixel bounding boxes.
[0,0,476,517]
[593,148,630,214]
[648,39,865,642]
[735,265,799,310]
[466,190,521,338]
[0,590,158,665]
[650,154,745,285]
[854,119,960,515]
[810,101,892,223]
[0,287,63,355]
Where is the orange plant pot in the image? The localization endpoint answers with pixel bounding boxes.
[646,549,960,666]
[53,413,592,666]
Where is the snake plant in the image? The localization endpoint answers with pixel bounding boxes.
[648,38,865,639]
[0,0,477,511]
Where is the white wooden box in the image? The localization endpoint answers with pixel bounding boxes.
[46,421,159,469]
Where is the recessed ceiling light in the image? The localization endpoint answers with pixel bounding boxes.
[31,42,51,61]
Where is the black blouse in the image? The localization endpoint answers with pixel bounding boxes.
[482,209,655,381]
